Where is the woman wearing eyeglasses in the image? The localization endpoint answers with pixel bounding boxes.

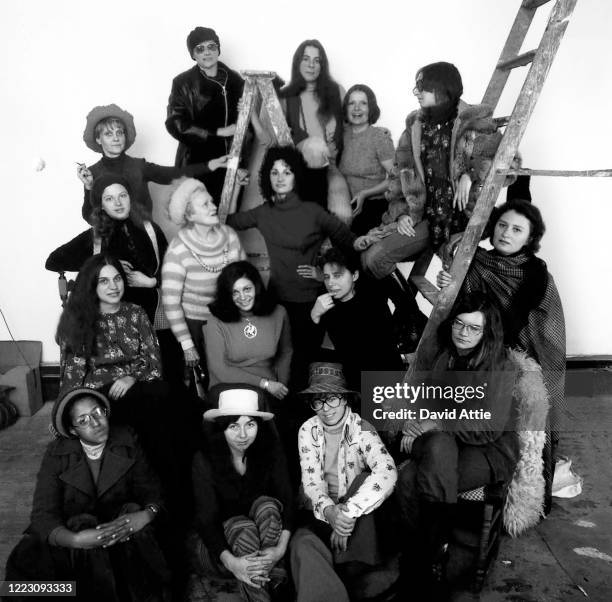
[166,26,244,203]
[291,362,397,601]
[5,388,170,601]
[395,292,547,597]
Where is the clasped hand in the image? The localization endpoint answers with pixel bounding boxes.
[75,510,150,549]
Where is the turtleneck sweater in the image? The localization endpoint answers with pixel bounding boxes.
[227,192,356,303]
[162,225,245,349]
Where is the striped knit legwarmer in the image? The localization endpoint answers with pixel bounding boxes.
[223,496,284,602]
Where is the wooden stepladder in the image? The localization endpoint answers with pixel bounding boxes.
[407,0,579,374]
[217,71,292,224]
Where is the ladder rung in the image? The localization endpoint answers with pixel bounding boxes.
[410,276,439,305]
[522,0,553,9]
[497,50,537,71]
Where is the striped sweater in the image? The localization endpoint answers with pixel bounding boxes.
[162,225,245,350]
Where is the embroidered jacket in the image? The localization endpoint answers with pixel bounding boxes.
[298,408,397,521]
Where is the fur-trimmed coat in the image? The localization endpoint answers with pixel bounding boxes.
[503,348,549,536]
[382,101,508,226]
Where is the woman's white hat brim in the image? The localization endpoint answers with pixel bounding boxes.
[203,388,273,421]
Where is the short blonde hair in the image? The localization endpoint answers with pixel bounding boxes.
[167,177,209,226]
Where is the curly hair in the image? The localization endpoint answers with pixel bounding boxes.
[488,198,546,254]
[258,145,306,202]
[437,291,506,371]
[55,254,127,357]
[280,39,342,121]
[208,260,276,322]
[342,84,381,124]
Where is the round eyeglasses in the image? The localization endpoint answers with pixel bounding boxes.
[310,395,343,412]
[72,406,108,428]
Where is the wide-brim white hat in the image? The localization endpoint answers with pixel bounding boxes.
[203,387,273,421]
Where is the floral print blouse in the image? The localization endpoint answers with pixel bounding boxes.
[421,119,469,249]
[60,303,162,394]
[298,408,397,521]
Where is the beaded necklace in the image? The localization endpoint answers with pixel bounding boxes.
[187,245,229,273]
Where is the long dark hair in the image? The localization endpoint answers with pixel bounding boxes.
[258,145,306,202]
[209,261,276,322]
[205,415,278,480]
[280,39,342,121]
[55,254,127,357]
[90,175,147,241]
[438,292,506,371]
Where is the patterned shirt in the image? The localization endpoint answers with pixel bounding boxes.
[59,303,161,394]
[421,119,469,248]
[298,408,397,521]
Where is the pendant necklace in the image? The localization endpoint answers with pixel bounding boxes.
[243,316,257,339]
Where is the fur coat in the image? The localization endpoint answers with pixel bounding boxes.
[382,100,513,227]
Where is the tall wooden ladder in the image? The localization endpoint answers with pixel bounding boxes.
[217,71,292,224]
[407,0,579,373]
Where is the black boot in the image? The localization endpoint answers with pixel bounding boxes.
[416,501,457,601]
[382,269,428,354]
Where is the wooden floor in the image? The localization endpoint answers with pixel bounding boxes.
[1,379,612,601]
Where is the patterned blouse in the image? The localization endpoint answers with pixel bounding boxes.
[60,303,162,394]
[421,119,469,248]
[298,408,397,521]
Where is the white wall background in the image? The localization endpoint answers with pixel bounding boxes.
[0,0,609,362]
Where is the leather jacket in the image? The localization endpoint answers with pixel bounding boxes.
[165,62,244,166]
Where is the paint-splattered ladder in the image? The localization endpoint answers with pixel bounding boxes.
[408,0,580,373]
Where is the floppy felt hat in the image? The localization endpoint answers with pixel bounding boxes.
[52,388,111,438]
[83,104,137,153]
[203,384,273,421]
[299,362,358,396]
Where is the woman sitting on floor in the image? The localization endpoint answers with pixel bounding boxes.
[291,362,398,602]
[5,388,170,602]
[205,260,292,399]
[437,198,565,511]
[192,385,293,601]
[395,292,547,598]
